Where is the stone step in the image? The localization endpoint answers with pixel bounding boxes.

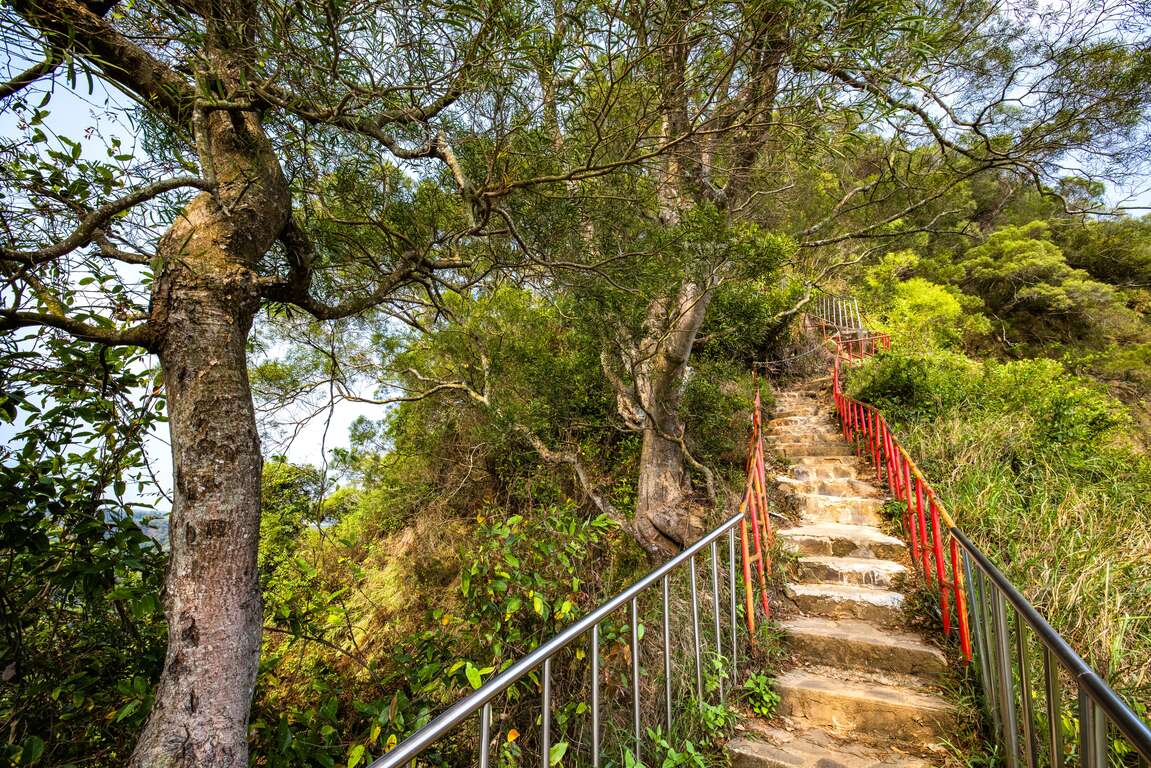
[728,726,931,768]
[770,426,843,439]
[775,669,956,742]
[774,407,825,418]
[768,415,831,426]
[776,475,881,498]
[771,413,835,421]
[797,555,907,588]
[779,523,904,559]
[777,442,855,458]
[790,461,861,480]
[785,581,904,624]
[782,616,948,677]
[772,434,846,447]
[778,393,824,405]
[795,493,884,525]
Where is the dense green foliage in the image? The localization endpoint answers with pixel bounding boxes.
[0,338,167,765]
[243,280,773,765]
[849,351,1151,701]
[4,0,1151,758]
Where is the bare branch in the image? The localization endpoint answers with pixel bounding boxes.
[0,176,212,265]
[0,49,60,100]
[514,425,624,523]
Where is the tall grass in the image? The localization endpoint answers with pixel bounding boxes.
[902,416,1151,697]
[849,353,1151,706]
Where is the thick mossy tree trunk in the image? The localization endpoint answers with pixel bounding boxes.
[129,54,290,768]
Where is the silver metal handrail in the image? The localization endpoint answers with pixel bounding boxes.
[369,512,749,768]
[953,528,1151,768]
[812,294,863,334]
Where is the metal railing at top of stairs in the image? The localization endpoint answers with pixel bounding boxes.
[369,383,776,768]
[808,294,1151,768]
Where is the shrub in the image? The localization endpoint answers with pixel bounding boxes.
[846,349,1149,702]
[742,673,780,718]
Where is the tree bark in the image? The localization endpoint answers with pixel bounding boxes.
[129,47,290,766]
[134,263,265,768]
[635,424,691,550]
[628,280,715,553]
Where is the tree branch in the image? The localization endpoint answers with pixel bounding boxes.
[514,425,624,523]
[11,0,196,126]
[0,176,212,265]
[0,309,155,348]
[0,49,60,100]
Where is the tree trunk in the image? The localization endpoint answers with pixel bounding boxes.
[132,261,265,768]
[129,62,290,765]
[630,281,715,553]
[635,424,690,551]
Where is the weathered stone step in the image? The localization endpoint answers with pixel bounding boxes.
[768,414,833,426]
[775,669,956,742]
[774,400,823,410]
[774,407,825,418]
[782,616,947,677]
[777,475,880,498]
[728,726,931,768]
[797,555,906,588]
[770,416,837,426]
[770,425,842,439]
[790,460,861,480]
[785,581,904,624]
[777,442,855,458]
[779,523,904,559]
[795,493,884,525]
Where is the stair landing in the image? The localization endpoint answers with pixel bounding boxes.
[729,382,957,765]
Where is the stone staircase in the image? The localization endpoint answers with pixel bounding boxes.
[729,380,956,768]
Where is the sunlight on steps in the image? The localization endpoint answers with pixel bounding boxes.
[727,382,961,768]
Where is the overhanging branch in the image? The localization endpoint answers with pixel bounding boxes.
[0,49,61,100]
[10,0,196,126]
[0,176,212,265]
[0,309,156,348]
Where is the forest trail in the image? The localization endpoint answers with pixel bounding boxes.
[728,377,957,768]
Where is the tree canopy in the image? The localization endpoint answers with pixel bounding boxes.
[3,0,1151,764]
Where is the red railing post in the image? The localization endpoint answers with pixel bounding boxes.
[887,427,900,499]
[952,537,972,662]
[852,402,862,457]
[928,494,950,633]
[753,434,774,551]
[914,476,931,580]
[869,409,882,481]
[739,516,756,640]
[904,458,920,566]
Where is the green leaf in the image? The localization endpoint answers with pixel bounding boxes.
[21,735,45,764]
[347,743,366,768]
[548,740,569,767]
[465,663,483,690]
[114,699,140,722]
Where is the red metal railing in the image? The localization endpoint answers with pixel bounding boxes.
[738,382,773,640]
[811,314,973,662]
